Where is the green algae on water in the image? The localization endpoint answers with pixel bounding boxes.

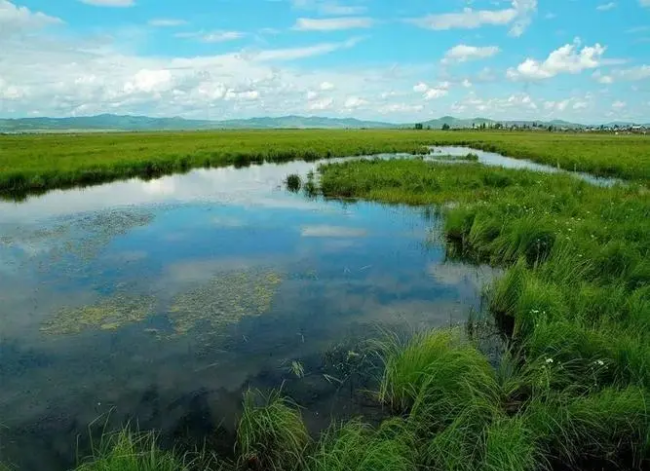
[169,269,283,335]
[41,294,156,335]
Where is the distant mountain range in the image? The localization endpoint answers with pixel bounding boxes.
[0,113,647,133]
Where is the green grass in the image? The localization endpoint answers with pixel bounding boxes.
[1,130,649,196]
[4,133,649,470]
[375,328,497,415]
[73,428,225,471]
[317,153,650,469]
[236,389,310,470]
[308,419,415,471]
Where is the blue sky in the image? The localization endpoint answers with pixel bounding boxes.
[0,0,649,123]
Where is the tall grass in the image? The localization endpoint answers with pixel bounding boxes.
[308,419,415,471]
[375,329,497,416]
[317,155,650,468]
[73,428,223,471]
[236,389,310,470]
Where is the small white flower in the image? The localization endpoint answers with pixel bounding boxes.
[545,358,554,364]
[596,360,604,366]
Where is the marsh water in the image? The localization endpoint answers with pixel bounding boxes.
[0,147,610,470]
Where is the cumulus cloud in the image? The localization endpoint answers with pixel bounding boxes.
[612,100,626,109]
[294,17,373,31]
[412,81,450,99]
[442,44,500,63]
[507,38,605,80]
[79,0,134,6]
[320,81,335,90]
[409,0,537,37]
[0,0,63,36]
[308,97,334,110]
[413,82,428,93]
[344,96,368,109]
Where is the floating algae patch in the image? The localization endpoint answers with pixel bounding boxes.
[41,293,156,335]
[169,269,283,335]
[2,209,154,268]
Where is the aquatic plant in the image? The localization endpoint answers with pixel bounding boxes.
[236,389,310,470]
[41,294,155,335]
[169,269,283,335]
[286,174,302,192]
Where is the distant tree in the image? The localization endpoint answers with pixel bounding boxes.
[547,125,554,132]
[442,123,451,131]
[426,125,431,130]
[414,123,423,130]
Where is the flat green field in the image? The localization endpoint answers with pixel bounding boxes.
[1,130,648,196]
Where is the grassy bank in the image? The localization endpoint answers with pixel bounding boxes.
[1,130,648,197]
[48,327,648,471]
[315,157,650,468]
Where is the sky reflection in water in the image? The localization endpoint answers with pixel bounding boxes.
[0,157,500,470]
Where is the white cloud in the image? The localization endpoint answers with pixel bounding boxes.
[308,97,334,110]
[251,37,363,61]
[409,0,537,37]
[294,17,373,31]
[640,0,650,7]
[443,44,500,63]
[378,103,424,114]
[0,0,63,36]
[414,81,450,100]
[344,96,368,109]
[507,38,605,80]
[124,69,173,94]
[291,0,367,15]
[596,2,616,11]
[614,65,650,81]
[202,31,245,43]
[225,89,259,101]
[462,79,473,88]
[148,18,187,27]
[413,82,428,93]
[592,71,614,84]
[307,90,318,100]
[572,101,588,110]
[612,100,626,109]
[425,88,448,100]
[79,0,134,6]
[176,30,245,43]
[319,81,335,90]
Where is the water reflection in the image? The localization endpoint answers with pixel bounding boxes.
[0,154,504,471]
[428,146,620,186]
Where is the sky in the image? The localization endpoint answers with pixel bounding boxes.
[0,0,649,123]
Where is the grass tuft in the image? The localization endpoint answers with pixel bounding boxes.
[236,389,310,470]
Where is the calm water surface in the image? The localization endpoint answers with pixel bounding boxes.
[0,156,501,470]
